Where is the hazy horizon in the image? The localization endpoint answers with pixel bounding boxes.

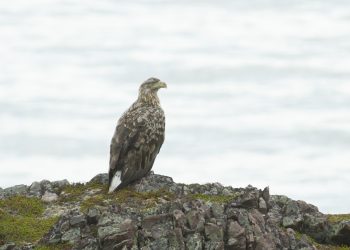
[1,0,350,213]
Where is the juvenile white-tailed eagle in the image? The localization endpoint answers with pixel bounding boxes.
[108,77,167,192]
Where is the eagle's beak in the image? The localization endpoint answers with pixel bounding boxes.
[154,81,167,89]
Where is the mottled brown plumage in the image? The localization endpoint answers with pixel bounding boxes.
[108,77,166,192]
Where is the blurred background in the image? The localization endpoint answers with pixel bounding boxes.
[0,0,349,213]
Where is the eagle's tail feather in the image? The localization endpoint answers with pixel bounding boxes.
[108,171,121,193]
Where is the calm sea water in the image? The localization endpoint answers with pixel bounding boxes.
[0,0,350,213]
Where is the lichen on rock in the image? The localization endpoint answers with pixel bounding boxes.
[0,172,350,250]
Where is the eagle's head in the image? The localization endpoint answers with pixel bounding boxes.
[140,77,167,92]
[138,77,167,106]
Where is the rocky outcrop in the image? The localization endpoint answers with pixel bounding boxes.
[0,172,349,250]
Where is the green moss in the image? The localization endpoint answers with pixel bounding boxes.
[294,231,350,250]
[60,182,106,202]
[80,194,106,212]
[327,214,350,224]
[89,225,98,238]
[294,231,303,240]
[0,196,58,245]
[0,211,58,244]
[110,188,175,203]
[189,193,237,204]
[0,196,44,216]
[78,187,175,212]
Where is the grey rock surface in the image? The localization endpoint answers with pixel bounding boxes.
[89,174,108,185]
[28,181,42,197]
[2,184,28,197]
[329,220,350,245]
[41,191,59,203]
[1,172,349,249]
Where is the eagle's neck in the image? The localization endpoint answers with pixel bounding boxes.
[137,90,160,107]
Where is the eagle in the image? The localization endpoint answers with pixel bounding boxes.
[108,77,167,193]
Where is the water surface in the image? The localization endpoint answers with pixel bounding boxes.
[0,0,350,213]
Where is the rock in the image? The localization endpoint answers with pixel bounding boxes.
[272,195,290,208]
[41,191,58,202]
[87,207,100,225]
[132,171,177,193]
[207,182,223,195]
[40,180,54,193]
[297,200,318,214]
[61,228,81,244]
[147,237,168,250]
[19,244,35,250]
[78,238,99,250]
[101,232,136,249]
[173,209,186,228]
[296,234,315,250]
[236,210,250,228]
[0,243,16,250]
[226,221,246,250]
[0,172,343,249]
[98,217,136,249]
[89,173,108,185]
[168,227,185,249]
[185,233,203,250]
[70,214,86,227]
[204,241,224,250]
[248,209,266,238]
[222,187,234,196]
[43,203,74,218]
[46,229,62,244]
[286,228,297,249]
[98,225,122,241]
[60,220,70,232]
[29,181,42,197]
[330,220,350,245]
[204,222,225,249]
[52,179,70,188]
[281,200,303,229]
[258,197,268,214]
[282,215,302,228]
[186,210,205,232]
[204,223,223,242]
[262,186,270,204]
[142,213,173,239]
[232,189,259,209]
[256,236,277,250]
[3,185,28,197]
[211,203,225,218]
[284,200,300,216]
[302,213,328,241]
[98,215,125,239]
[98,212,124,227]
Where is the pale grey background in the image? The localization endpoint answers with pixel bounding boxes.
[0,0,349,213]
